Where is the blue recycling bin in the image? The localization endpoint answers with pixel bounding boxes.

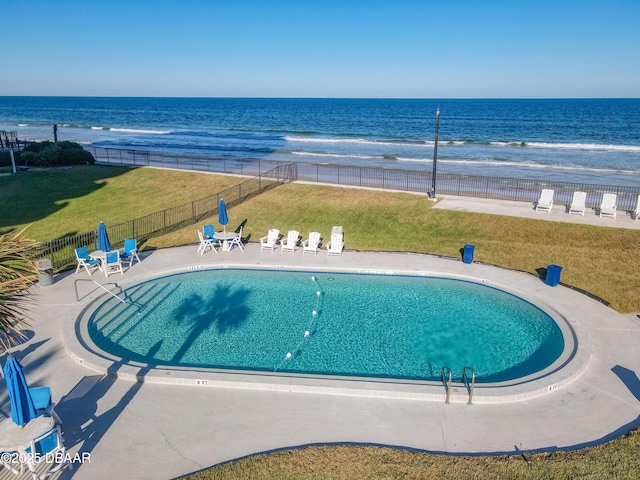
[545,264,563,286]
[462,244,475,264]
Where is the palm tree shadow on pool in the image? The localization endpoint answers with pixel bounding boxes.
[169,283,251,364]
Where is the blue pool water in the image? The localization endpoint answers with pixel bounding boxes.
[86,269,565,383]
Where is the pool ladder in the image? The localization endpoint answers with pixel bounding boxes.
[441,366,475,405]
[74,278,128,304]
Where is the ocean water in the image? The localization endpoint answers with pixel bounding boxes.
[1,97,639,186]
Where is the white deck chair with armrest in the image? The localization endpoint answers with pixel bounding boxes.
[197,230,217,254]
[229,226,244,251]
[260,229,280,252]
[599,193,617,219]
[302,232,321,254]
[25,424,73,479]
[120,238,141,266]
[103,250,124,277]
[75,246,101,275]
[568,191,587,216]
[327,233,344,256]
[634,195,640,221]
[535,189,554,212]
[280,230,300,253]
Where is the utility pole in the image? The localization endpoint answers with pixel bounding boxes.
[431,108,440,198]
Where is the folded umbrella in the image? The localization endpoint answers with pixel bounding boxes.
[3,356,37,426]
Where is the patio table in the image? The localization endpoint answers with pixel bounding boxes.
[213,232,239,251]
[0,414,55,453]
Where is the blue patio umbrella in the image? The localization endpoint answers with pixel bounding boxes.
[3,356,37,427]
[218,199,229,232]
[97,221,111,251]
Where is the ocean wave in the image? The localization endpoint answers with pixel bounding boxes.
[109,127,172,135]
[291,151,378,160]
[285,135,640,153]
[429,158,639,175]
[285,135,432,148]
[521,141,640,153]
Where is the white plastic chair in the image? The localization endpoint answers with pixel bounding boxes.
[634,195,640,221]
[280,230,300,253]
[228,227,244,251]
[25,424,73,479]
[327,233,344,256]
[197,230,217,254]
[74,246,101,275]
[535,189,554,212]
[568,191,587,216]
[260,229,280,252]
[103,250,124,277]
[120,238,141,266]
[302,232,321,254]
[599,193,617,219]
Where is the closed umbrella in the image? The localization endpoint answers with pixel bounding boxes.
[98,221,111,251]
[3,356,36,426]
[218,199,229,233]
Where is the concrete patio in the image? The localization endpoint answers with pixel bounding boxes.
[1,221,640,479]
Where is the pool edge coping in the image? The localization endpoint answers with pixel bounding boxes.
[63,257,592,405]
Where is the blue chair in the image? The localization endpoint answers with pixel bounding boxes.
[25,424,73,478]
[29,386,62,424]
[120,238,141,266]
[103,251,124,277]
[203,224,215,240]
[74,246,101,275]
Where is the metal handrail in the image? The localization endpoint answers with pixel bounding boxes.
[74,278,126,304]
[441,366,453,404]
[462,366,476,405]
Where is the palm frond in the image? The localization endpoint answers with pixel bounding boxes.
[0,230,39,350]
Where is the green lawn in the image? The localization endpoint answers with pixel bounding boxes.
[3,165,640,479]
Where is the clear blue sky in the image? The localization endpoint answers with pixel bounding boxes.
[4,0,639,98]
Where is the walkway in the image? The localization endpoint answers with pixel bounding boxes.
[2,236,640,479]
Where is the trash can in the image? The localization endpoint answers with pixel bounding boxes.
[462,244,475,264]
[545,264,563,287]
[34,258,54,286]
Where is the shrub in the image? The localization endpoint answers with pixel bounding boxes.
[16,141,95,167]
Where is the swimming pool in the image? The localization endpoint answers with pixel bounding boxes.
[85,268,565,383]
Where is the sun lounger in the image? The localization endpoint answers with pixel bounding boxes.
[535,189,554,212]
[599,193,617,219]
[568,191,586,216]
[280,230,300,253]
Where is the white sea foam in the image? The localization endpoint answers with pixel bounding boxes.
[91,126,105,130]
[285,135,432,148]
[110,128,171,135]
[291,151,378,160]
[488,141,640,152]
[286,135,640,153]
[17,123,29,127]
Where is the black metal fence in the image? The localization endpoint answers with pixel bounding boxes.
[38,163,297,270]
[86,146,640,211]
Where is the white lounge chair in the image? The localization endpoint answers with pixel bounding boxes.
[280,230,299,253]
[74,246,101,275]
[568,191,587,216]
[535,189,554,212]
[302,232,321,254]
[197,230,217,254]
[599,193,617,219]
[634,195,640,221]
[327,233,344,256]
[103,250,124,277]
[260,229,280,252]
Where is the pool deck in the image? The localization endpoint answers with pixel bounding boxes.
[2,196,640,480]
